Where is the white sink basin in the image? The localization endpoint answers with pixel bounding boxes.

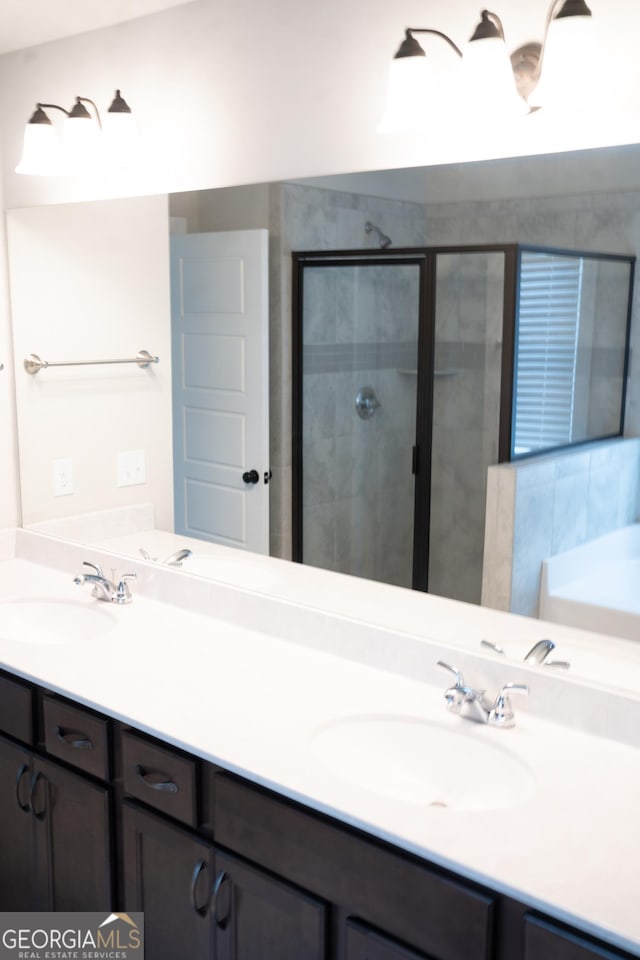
[0,598,117,645]
[312,714,534,812]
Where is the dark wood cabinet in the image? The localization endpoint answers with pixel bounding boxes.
[0,735,113,911]
[121,802,327,960]
[214,774,494,960]
[122,801,215,960]
[32,754,112,910]
[524,915,636,960]
[213,848,327,960]
[1,671,638,960]
[345,919,433,960]
[0,734,35,910]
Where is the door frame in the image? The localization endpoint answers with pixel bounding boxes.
[291,250,434,591]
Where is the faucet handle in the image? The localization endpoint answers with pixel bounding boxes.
[82,560,105,578]
[115,572,136,604]
[490,682,528,728]
[480,639,506,656]
[524,638,555,664]
[437,661,471,714]
[437,660,464,686]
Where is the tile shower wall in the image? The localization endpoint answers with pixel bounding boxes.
[429,252,504,605]
[483,438,640,617]
[421,187,640,614]
[270,183,428,562]
[419,188,640,437]
[302,265,419,586]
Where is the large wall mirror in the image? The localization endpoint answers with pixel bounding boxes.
[6,144,640,696]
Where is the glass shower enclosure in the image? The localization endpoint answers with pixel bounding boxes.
[292,244,633,604]
[292,247,507,603]
[294,256,424,589]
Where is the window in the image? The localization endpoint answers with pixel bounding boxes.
[513,251,583,455]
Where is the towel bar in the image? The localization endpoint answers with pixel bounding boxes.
[24,350,159,375]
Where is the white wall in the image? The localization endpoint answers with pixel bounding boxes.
[2,0,640,210]
[0,186,21,528]
[7,195,173,527]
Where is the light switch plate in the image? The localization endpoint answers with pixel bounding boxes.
[52,458,74,497]
[117,449,146,487]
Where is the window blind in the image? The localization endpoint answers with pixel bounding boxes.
[514,252,583,454]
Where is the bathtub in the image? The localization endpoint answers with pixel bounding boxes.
[540,525,640,641]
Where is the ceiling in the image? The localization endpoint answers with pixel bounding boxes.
[0,0,196,54]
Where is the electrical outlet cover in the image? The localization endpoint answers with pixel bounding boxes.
[117,449,146,487]
[52,458,74,497]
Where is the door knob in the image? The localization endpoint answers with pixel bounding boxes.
[242,469,260,484]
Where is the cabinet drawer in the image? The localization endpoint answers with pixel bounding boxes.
[0,673,33,744]
[215,775,494,960]
[42,696,110,781]
[524,914,636,960]
[346,919,432,959]
[122,731,198,827]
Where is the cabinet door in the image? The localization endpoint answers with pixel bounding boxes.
[122,801,215,960]
[0,735,35,909]
[524,915,636,960]
[345,919,434,960]
[33,756,113,911]
[213,849,327,960]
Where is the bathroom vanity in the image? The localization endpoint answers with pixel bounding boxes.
[0,529,639,960]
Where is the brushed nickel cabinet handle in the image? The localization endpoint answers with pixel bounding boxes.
[28,770,47,820]
[212,870,231,928]
[190,860,211,916]
[56,725,93,749]
[135,764,179,793]
[15,764,30,813]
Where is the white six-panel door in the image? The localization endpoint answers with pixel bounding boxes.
[170,229,269,554]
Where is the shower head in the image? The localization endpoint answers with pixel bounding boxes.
[365,221,392,249]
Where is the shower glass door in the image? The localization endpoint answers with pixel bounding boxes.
[429,251,505,604]
[296,258,423,588]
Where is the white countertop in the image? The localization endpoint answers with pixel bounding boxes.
[1,528,640,955]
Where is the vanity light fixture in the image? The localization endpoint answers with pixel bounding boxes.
[378,0,595,133]
[16,90,138,176]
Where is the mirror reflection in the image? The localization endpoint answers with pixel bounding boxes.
[6,146,640,689]
[513,249,632,458]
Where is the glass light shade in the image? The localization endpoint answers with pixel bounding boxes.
[15,120,63,175]
[103,110,140,168]
[462,37,529,119]
[62,114,101,173]
[528,14,597,109]
[377,55,433,134]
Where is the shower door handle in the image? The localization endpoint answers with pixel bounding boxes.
[242,469,260,484]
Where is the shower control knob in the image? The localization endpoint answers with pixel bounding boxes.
[242,469,260,484]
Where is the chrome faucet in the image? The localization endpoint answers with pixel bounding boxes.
[523,638,572,668]
[481,637,570,670]
[138,547,193,567]
[437,661,528,728]
[164,548,192,567]
[74,562,136,604]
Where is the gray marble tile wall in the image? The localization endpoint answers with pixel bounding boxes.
[420,188,640,438]
[270,184,428,571]
[300,263,419,587]
[429,252,504,605]
[483,438,640,617]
